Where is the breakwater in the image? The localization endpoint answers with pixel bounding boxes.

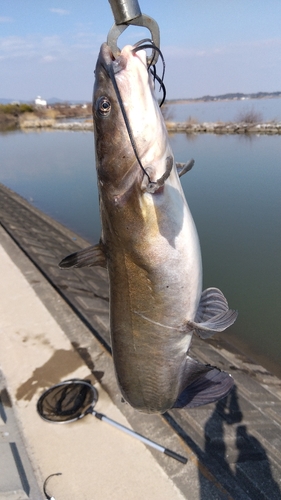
[20,118,94,131]
[20,118,281,134]
[166,121,281,135]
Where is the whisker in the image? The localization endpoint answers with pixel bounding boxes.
[103,41,168,185]
[132,40,166,107]
[149,66,166,107]
[107,63,151,183]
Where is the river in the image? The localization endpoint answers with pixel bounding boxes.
[1,125,281,378]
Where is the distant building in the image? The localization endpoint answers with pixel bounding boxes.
[35,96,47,107]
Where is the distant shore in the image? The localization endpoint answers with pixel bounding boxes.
[1,100,281,134]
[18,117,281,135]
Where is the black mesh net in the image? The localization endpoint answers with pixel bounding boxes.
[37,380,98,423]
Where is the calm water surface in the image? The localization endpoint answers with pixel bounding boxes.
[167,97,281,123]
[1,129,281,377]
[0,130,99,242]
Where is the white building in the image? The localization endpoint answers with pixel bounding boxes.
[35,96,47,107]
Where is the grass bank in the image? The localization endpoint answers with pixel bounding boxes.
[0,102,92,132]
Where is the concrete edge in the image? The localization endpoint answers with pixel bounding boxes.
[0,226,202,499]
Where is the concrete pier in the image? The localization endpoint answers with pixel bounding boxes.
[0,182,281,499]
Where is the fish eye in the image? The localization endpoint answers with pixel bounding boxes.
[97,96,111,116]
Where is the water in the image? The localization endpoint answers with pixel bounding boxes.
[166,97,281,123]
[0,129,99,243]
[176,133,281,377]
[1,127,281,378]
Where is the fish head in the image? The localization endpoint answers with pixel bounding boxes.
[93,42,171,196]
[93,43,132,189]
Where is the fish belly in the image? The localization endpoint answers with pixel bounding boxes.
[108,196,202,413]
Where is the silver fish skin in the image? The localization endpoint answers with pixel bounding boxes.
[60,43,237,414]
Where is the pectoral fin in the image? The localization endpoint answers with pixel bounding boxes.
[59,243,107,269]
[173,356,234,408]
[145,156,173,193]
[187,287,238,339]
[176,159,194,177]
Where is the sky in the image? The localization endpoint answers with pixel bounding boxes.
[0,0,281,101]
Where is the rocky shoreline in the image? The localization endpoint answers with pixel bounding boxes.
[166,121,281,135]
[19,117,281,135]
[20,118,94,131]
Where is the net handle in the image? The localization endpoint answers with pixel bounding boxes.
[38,380,187,464]
[90,409,187,464]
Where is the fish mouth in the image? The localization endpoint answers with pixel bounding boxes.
[98,41,166,108]
[99,41,149,76]
[99,43,128,76]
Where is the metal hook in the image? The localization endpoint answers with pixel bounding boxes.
[107,0,160,64]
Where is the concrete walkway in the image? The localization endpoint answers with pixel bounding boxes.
[0,230,186,500]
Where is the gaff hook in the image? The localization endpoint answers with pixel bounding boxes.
[107,0,160,64]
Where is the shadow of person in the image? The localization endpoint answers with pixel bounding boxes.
[216,384,243,425]
[198,385,281,499]
[235,425,281,500]
[203,385,242,465]
[198,386,241,498]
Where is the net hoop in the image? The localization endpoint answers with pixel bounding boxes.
[37,379,98,424]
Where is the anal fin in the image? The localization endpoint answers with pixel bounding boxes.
[173,356,234,409]
[187,287,238,339]
[59,243,107,269]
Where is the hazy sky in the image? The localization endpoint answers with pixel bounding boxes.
[1,0,281,101]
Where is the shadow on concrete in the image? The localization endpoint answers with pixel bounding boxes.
[15,349,84,401]
[199,385,281,499]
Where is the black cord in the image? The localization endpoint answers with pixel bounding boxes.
[43,473,62,500]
